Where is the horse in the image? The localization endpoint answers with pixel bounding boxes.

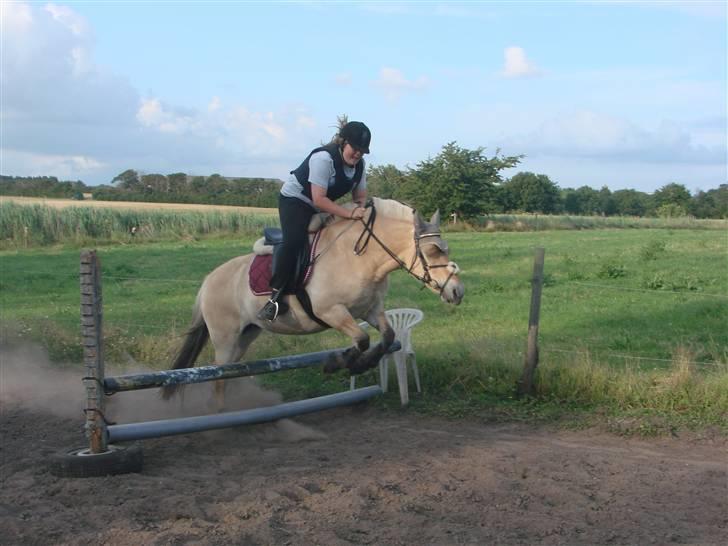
[162,197,464,407]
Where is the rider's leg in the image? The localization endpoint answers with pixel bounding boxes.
[258,196,315,321]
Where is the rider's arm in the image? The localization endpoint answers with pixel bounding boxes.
[311,185,364,219]
[353,188,367,207]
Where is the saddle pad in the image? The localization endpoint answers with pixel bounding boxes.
[248,230,322,296]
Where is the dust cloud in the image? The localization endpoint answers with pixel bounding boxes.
[0,342,326,443]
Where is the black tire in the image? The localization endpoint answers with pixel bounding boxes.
[49,444,143,478]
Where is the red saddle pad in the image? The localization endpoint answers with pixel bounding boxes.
[248,231,322,296]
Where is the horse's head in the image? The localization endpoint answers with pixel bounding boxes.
[413,209,464,305]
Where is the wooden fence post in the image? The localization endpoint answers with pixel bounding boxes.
[80,250,107,453]
[517,247,545,397]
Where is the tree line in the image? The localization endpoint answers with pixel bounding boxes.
[366,142,727,219]
[91,170,282,208]
[2,142,726,218]
[0,175,89,199]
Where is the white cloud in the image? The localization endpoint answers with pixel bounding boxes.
[0,2,323,183]
[2,149,107,179]
[334,72,352,86]
[136,98,198,134]
[44,3,89,36]
[208,96,221,112]
[507,110,724,164]
[501,46,542,78]
[372,67,429,102]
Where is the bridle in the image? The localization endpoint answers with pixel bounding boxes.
[353,203,460,296]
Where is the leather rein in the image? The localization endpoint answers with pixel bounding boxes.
[352,203,459,296]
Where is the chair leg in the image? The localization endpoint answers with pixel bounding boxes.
[409,354,421,393]
[395,351,409,406]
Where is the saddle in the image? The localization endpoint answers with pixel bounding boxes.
[248,212,334,327]
[248,228,322,297]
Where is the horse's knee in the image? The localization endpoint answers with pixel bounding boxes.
[323,346,361,374]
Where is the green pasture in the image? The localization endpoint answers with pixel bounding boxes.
[1,228,726,433]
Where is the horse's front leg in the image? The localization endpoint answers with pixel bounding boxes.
[318,304,370,374]
[350,309,395,374]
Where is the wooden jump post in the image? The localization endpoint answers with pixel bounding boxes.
[81,250,107,454]
[517,247,545,397]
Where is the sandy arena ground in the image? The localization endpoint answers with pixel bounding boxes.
[0,344,726,546]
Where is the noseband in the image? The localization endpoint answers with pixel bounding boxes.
[353,203,460,296]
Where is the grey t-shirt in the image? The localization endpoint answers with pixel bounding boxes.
[281,150,367,208]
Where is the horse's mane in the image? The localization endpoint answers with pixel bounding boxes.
[369,197,414,221]
[332,197,413,224]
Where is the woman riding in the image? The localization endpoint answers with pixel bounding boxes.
[257,117,371,321]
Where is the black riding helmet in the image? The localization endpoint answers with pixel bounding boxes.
[340,121,371,153]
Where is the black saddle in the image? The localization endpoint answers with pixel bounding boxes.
[262,228,309,295]
[263,227,283,246]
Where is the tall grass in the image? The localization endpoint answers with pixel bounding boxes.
[457,213,727,232]
[0,202,278,248]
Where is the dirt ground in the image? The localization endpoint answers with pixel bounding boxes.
[0,345,726,546]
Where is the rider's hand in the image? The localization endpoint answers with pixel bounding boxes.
[350,207,366,220]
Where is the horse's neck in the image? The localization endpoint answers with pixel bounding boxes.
[333,215,415,279]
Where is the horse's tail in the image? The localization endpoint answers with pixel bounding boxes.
[160,295,209,400]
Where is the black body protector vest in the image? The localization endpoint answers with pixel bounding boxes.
[290,142,364,202]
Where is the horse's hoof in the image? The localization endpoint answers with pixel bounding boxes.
[323,356,341,374]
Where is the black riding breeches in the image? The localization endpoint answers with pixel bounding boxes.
[269,195,316,292]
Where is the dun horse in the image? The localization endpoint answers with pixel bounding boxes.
[163,197,464,406]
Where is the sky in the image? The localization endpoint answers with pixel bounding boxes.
[1,1,726,194]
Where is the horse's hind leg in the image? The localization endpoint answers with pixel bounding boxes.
[211,324,262,411]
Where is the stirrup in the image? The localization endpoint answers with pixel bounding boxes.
[257,299,280,321]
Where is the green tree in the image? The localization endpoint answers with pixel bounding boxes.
[598,186,617,216]
[501,172,559,213]
[404,142,521,218]
[653,183,691,210]
[111,169,141,190]
[167,172,187,194]
[140,173,168,193]
[689,184,728,218]
[366,164,409,200]
[612,189,650,216]
[561,186,601,215]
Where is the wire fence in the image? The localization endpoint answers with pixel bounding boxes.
[3,254,727,370]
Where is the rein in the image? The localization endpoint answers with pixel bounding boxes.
[353,203,459,295]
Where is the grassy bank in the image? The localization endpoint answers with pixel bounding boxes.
[1,200,725,250]
[1,228,726,433]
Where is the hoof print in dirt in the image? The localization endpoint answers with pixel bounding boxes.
[49,444,143,478]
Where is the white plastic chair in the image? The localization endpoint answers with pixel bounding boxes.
[350,308,424,406]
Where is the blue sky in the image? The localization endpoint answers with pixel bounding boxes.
[2,1,726,193]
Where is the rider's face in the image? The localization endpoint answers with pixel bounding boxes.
[342,142,365,167]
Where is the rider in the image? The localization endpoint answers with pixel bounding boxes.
[257,117,371,321]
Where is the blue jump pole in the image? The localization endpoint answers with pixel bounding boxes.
[107,385,382,442]
[104,342,401,394]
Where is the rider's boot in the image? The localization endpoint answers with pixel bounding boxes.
[257,289,289,321]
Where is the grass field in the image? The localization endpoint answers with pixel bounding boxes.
[2,226,726,433]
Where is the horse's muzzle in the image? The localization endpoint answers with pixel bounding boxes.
[441,278,464,305]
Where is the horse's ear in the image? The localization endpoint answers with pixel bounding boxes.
[430,209,441,227]
[414,210,426,235]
